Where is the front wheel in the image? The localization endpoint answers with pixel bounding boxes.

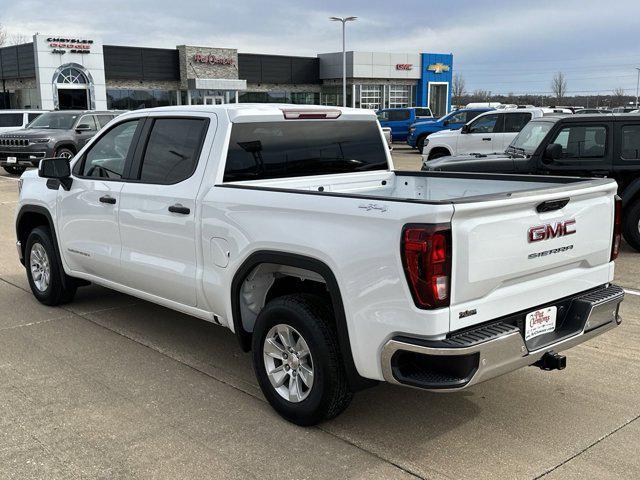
[252,294,353,426]
[622,200,640,252]
[3,165,26,175]
[25,226,77,305]
[416,134,429,153]
[55,147,75,160]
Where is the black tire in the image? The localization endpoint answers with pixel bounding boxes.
[25,226,77,306]
[252,294,353,426]
[428,149,449,160]
[3,165,26,175]
[416,134,429,152]
[55,147,75,160]
[622,200,640,252]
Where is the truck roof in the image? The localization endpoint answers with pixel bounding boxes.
[120,104,379,123]
[531,113,640,124]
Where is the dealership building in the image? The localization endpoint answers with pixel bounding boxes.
[0,34,453,116]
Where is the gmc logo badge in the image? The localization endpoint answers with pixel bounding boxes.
[528,219,576,242]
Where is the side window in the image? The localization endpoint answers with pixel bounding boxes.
[550,125,607,159]
[621,125,640,160]
[503,113,532,133]
[468,113,499,134]
[77,115,98,131]
[79,120,140,179]
[138,118,206,184]
[0,113,23,127]
[414,108,432,118]
[96,115,114,129]
[448,111,466,123]
[27,113,42,123]
[465,111,483,123]
[387,110,411,121]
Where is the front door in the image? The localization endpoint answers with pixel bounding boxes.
[204,96,224,105]
[118,116,210,307]
[58,88,88,110]
[457,112,501,154]
[428,83,448,118]
[542,123,611,176]
[58,119,143,282]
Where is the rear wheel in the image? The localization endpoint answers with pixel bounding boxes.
[252,294,353,426]
[25,226,77,305]
[2,165,26,175]
[622,200,640,252]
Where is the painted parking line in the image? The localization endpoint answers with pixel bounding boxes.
[624,289,640,296]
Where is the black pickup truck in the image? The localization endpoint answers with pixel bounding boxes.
[423,114,640,251]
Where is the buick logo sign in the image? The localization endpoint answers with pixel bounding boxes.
[528,219,576,242]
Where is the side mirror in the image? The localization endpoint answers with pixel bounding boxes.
[461,124,470,134]
[543,143,563,163]
[76,124,92,132]
[443,120,450,126]
[39,157,72,190]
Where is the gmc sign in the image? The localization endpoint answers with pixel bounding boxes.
[528,219,576,242]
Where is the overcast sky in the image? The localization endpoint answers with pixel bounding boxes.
[1,0,639,95]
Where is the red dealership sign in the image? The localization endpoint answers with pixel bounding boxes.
[193,54,235,66]
[395,64,413,70]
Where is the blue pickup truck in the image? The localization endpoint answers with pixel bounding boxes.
[376,107,433,142]
[406,107,494,151]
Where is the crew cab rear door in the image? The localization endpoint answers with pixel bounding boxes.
[117,115,212,307]
[448,179,617,331]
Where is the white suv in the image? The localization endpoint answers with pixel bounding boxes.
[421,108,545,160]
[0,110,45,134]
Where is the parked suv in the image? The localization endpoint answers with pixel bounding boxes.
[423,114,640,251]
[407,107,493,151]
[0,110,45,134]
[0,110,119,175]
[377,107,433,141]
[421,108,548,160]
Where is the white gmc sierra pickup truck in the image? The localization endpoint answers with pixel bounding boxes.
[15,104,624,425]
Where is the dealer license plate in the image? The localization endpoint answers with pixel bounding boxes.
[525,306,557,340]
[6,156,17,164]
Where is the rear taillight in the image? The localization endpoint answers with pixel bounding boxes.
[611,195,622,261]
[401,224,452,309]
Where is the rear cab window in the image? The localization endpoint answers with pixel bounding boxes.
[621,124,640,160]
[0,113,24,127]
[503,112,532,133]
[378,110,410,122]
[223,120,388,182]
[414,108,432,118]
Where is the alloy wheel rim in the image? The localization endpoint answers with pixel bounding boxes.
[29,243,50,292]
[58,151,72,159]
[263,324,314,403]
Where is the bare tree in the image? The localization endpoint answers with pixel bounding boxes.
[551,72,567,102]
[0,24,7,47]
[9,33,28,45]
[451,73,466,107]
[613,87,626,106]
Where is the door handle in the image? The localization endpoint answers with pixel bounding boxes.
[482,137,492,141]
[168,204,190,215]
[99,195,116,204]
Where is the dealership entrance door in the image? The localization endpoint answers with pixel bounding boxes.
[58,89,89,110]
[428,83,448,118]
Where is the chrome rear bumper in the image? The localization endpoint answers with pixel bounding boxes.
[381,284,624,391]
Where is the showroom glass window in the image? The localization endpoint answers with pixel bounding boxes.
[551,125,607,159]
[224,121,388,182]
[78,120,140,179]
[138,118,207,184]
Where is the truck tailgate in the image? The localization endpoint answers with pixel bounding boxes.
[449,181,617,331]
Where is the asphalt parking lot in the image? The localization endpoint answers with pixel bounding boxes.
[0,158,639,480]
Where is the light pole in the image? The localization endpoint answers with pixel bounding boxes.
[635,67,640,108]
[330,16,357,107]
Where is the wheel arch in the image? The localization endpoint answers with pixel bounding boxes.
[53,142,77,156]
[621,178,640,209]
[231,250,375,391]
[428,145,452,159]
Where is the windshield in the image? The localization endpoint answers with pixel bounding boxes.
[224,121,388,182]
[27,112,79,130]
[508,121,554,154]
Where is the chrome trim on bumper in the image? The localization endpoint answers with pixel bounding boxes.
[16,240,23,262]
[381,286,624,391]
